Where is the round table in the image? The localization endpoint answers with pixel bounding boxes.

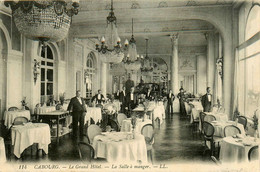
[4,110,31,129]
[0,137,6,163]
[92,132,147,163]
[219,136,260,163]
[121,118,152,133]
[211,121,245,137]
[11,123,51,158]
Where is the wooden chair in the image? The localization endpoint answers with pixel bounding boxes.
[202,121,222,156]
[117,113,127,128]
[248,146,259,161]
[237,116,247,130]
[141,124,154,164]
[55,103,63,110]
[224,125,241,137]
[8,107,18,111]
[200,112,206,134]
[77,142,95,163]
[87,124,102,144]
[204,115,216,123]
[13,116,29,125]
[191,108,200,134]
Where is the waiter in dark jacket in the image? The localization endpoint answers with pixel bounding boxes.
[67,90,87,140]
[119,86,127,113]
[201,87,212,112]
[91,89,105,104]
[167,89,175,118]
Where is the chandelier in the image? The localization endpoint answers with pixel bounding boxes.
[141,38,153,73]
[4,0,79,43]
[123,18,142,71]
[95,0,128,64]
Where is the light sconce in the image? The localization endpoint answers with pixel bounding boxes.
[33,59,41,85]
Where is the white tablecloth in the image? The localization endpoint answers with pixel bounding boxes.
[211,121,245,137]
[190,108,202,123]
[0,137,6,163]
[199,112,229,131]
[121,119,152,133]
[134,104,164,124]
[92,132,147,163]
[11,123,51,158]
[219,136,260,164]
[35,106,56,114]
[3,110,31,129]
[84,107,102,124]
[189,102,203,111]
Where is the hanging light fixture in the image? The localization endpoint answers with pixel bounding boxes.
[141,38,153,73]
[4,0,79,44]
[123,18,142,71]
[96,0,128,64]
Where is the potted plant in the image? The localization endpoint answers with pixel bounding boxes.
[21,97,28,110]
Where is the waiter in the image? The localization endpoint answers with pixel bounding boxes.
[201,87,212,112]
[67,90,86,140]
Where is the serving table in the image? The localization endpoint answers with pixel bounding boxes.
[92,132,147,163]
[11,123,51,158]
[3,110,31,129]
[37,110,70,144]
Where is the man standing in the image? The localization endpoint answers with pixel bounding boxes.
[167,89,175,118]
[119,86,127,113]
[125,74,134,94]
[67,90,86,140]
[126,87,137,115]
[91,89,105,104]
[145,88,154,101]
[201,87,212,112]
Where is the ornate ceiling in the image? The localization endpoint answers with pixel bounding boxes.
[70,0,235,56]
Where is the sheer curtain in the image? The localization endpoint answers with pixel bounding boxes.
[232,48,240,117]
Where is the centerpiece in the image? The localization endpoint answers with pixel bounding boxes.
[21,97,28,110]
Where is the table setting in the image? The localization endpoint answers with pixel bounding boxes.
[210,120,245,137]
[121,118,152,133]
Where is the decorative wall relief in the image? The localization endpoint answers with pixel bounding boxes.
[179,55,196,70]
[158,2,168,8]
[131,2,140,9]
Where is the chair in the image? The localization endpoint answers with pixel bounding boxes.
[117,113,127,127]
[108,119,119,132]
[237,116,247,130]
[141,124,154,163]
[8,107,18,111]
[202,121,222,156]
[184,102,192,117]
[224,125,241,137]
[248,146,259,161]
[13,116,29,125]
[211,156,221,166]
[77,142,95,163]
[191,108,199,134]
[56,103,63,110]
[200,112,206,134]
[87,124,102,144]
[204,115,216,123]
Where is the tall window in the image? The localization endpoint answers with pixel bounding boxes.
[40,45,54,104]
[238,5,260,118]
[85,52,95,99]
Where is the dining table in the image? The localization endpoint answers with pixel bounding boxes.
[219,136,260,163]
[11,123,51,158]
[3,110,31,129]
[84,107,102,125]
[0,137,6,163]
[35,106,56,114]
[199,112,229,131]
[189,101,203,123]
[121,118,152,133]
[92,132,147,163]
[210,120,245,137]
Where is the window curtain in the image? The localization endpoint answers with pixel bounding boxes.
[232,48,240,119]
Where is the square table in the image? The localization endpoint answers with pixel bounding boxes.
[11,123,51,158]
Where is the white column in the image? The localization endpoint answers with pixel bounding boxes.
[101,62,107,98]
[170,34,179,95]
[206,32,215,91]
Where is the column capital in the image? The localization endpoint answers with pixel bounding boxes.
[170,33,179,45]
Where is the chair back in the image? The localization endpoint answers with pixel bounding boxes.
[202,121,214,138]
[237,116,247,129]
[117,113,127,127]
[8,107,18,111]
[200,112,206,129]
[191,108,199,122]
[56,103,63,110]
[204,115,216,122]
[13,116,29,125]
[87,124,102,144]
[224,125,241,137]
[77,142,95,162]
[141,124,154,147]
[218,106,225,113]
[108,119,120,132]
[248,146,259,161]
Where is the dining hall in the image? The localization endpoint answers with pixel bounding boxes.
[0,0,259,171]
